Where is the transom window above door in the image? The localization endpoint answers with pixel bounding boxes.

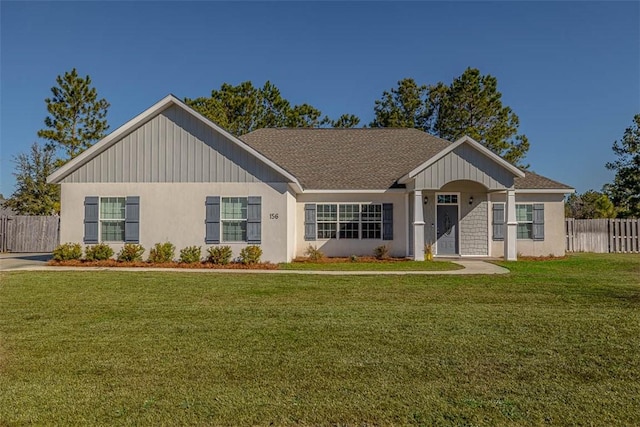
[437,194,458,204]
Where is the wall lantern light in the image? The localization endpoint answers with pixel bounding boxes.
[469,196,474,205]
[424,196,429,204]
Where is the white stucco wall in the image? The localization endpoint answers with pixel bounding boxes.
[60,182,293,263]
[295,192,408,258]
[490,192,567,257]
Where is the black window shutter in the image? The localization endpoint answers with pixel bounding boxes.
[533,203,545,241]
[205,196,220,244]
[84,196,99,244]
[304,204,316,241]
[247,196,262,244]
[382,203,393,240]
[492,203,505,241]
[124,196,140,243]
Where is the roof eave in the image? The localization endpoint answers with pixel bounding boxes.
[301,188,407,194]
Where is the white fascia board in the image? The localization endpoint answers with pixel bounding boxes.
[397,135,525,184]
[302,189,407,194]
[47,94,304,192]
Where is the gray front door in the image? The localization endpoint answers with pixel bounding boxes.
[436,205,458,255]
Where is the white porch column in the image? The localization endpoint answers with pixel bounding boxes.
[504,188,517,261]
[413,190,425,261]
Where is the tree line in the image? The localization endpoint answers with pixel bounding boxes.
[3,68,639,219]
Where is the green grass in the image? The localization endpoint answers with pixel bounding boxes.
[279,259,462,271]
[1,253,638,425]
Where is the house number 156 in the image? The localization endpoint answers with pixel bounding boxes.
[269,213,279,220]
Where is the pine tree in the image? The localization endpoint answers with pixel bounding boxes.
[370,78,433,130]
[330,114,361,128]
[38,68,110,164]
[3,143,60,215]
[565,190,616,219]
[431,68,529,166]
[186,81,359,135]
[604,114,640,217]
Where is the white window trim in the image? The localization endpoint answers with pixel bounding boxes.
[99,196,126,243]
[516,203,534,240]
[221,196,248,243]
[315,203,383,240]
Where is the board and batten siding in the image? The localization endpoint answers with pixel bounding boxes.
[61,105,286,184]
[414,143,515,190]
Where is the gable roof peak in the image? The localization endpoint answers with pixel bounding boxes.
[47,94,302,190]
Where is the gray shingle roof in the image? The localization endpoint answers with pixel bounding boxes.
[514,171,573,190]
[240,128,450,190]
[240,128,572,191]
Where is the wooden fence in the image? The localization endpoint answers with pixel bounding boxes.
[0,216,60,253]
[566,218,640,253]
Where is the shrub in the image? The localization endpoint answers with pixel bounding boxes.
[85,243,114,261]
[206,246,233,265]
[304,245,324,261]
[179,246,202,264]
[117,244,145,262]
[148,242,175,263]
[52,243,83,261]
[239,245,262,265]
[350,254,358,262]
[373,244,389,260]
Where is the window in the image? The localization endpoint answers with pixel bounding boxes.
[100,197,125,242]
[492,203,544,242]
[317,204,337,239]
[339,204,360,239]
[362,204,382,239]
[516,204,533,239]
[222,197,247,242]
[316,203,382,240]
[437,194,458,204]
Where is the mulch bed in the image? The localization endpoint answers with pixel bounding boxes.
[291,256,413,264]
[47,257,416,269]
[47,260,278,269]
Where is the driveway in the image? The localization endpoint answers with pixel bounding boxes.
[0,253,52,271]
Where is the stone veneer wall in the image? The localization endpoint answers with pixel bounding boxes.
[459,199,488,255]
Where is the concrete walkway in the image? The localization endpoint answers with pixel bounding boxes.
[0,254,509,275]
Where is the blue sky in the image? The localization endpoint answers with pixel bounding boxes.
[1,1,638,197]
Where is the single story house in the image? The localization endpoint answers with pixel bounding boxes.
[48,94,574,262]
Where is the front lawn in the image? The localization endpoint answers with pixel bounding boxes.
[1,253,638,425]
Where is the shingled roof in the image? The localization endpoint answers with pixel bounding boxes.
[240,128,450,190]
[514,171,573,190]
[240,128,572,191]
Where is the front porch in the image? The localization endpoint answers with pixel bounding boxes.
[398,136,525,261]
[407,183,518,261]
